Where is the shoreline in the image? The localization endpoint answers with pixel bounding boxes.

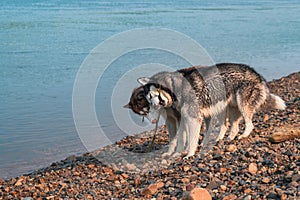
[1,72,299,199]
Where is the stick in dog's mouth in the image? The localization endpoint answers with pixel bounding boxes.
[144,115,158,124]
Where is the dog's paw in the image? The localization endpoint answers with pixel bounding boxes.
[172,152,181,158]
[237,135,245,140]
[183,154,194,160]
[227,134,236,141]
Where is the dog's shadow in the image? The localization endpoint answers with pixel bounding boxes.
[123,141,166,153]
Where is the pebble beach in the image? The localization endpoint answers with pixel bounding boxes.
[0,72,299,200]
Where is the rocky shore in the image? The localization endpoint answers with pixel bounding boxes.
[1,72,299,200]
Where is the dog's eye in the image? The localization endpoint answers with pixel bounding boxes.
[137,93,144,101]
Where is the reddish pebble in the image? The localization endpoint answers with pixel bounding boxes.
[182,187,212,200]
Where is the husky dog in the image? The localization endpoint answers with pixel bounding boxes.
[125,63,286,158]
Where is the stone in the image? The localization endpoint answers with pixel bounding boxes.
[183,166,191,172]
[207,180,222,190]
[263,114,269,123]
[15,178,23,186]
[225,144,237,152]
[125,163,136,171]
[244,188,252,193]
[288,181,298,188]
[261,177,270,184]
[186,184,194,191]
[14,176,26,186]
[198,163,205,168]
[141,184,158,196]
[248,163,258,175]
[190,174,198,181]
[161,159,168,165]
[73,171,80,176]
[88,164,95,169]
[23,198,34,200]
[157,181,164,189]
[281,194,288,200]
[106,174,117,181]
[220,185,227,191]
[243,195,251,200]
[102,167,113,174]
[181,178,190,183]
[223,194,237,200]
[267,193,279,199]
[135,176,141,186]
[292,174,300,182]
[182,187,212,200]
[121,173,129,179]
[228,180,236,185]
[219,167,227,173]
[275,188,284,196]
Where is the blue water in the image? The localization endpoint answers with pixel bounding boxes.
[1,0,300,179]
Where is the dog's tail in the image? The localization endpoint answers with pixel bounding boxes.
[261,93,286,110]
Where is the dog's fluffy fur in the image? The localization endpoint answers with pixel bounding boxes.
[125,63,286,159]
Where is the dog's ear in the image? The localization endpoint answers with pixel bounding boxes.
[123,103,131,109]
[137,77,150,85]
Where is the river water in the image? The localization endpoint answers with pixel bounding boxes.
[0,0,299,179]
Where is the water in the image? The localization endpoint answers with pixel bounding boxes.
[1,0,300,179]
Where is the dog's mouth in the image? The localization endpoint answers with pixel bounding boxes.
[151,118,157,124]
[141,106,161,124]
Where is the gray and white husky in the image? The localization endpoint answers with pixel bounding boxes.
[124,63,286,159]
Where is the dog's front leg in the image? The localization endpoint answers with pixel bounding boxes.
[175,119,186,154]
[199,117,211,148]
[162,117,177,157]
[183,117,202,159]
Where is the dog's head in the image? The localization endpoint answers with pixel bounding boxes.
[123,85,150,116]
[124,85,161,124]
[124,77,174,124]
[137,77,173,110]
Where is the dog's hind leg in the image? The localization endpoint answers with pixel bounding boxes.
[238,112,254,139]
[163,117,178,157]
[228,106,242,140]
[236,86,265,139]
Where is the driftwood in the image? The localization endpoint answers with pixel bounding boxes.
[269,125,300,143]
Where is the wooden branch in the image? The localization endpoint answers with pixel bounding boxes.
[269,125,300,143]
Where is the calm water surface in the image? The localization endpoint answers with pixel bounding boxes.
[0,0,300,179]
